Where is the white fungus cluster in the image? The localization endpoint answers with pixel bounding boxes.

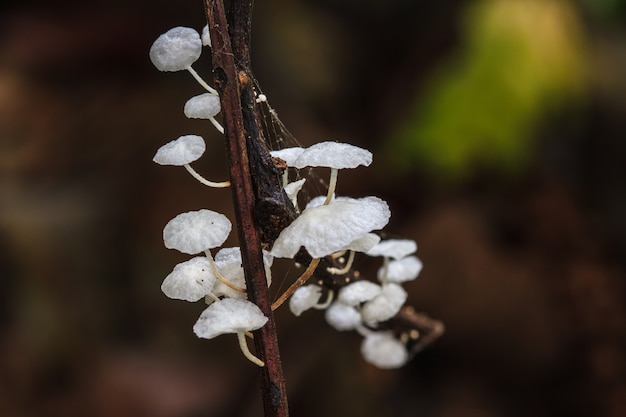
[151,25,426,370]
[151,25,270,367]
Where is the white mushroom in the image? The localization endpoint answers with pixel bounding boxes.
[293,141,372,204]
[288,284,323,316]
[324,302,362,331]
[153,135,230,188]
[149,26,218,94]
[337,281,382,306]
[270,197,389,311]
[366,239,417,260]
[360,283,408,323]
[161,256,218,302]
[163,209,231,254]
[377,255,423,283]
[270,196,390,259]
[193,298,268,366]
[360,332,408,369]
[163,210,242,294]
[184,93,224,134]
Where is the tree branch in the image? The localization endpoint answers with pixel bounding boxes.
[203,1,289,416]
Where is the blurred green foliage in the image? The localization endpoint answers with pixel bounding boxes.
[388,0,587,181]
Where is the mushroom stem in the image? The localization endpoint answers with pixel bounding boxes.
[323,168,338,205]
[237,331,265,367]
[208,116,225,134]
[205,291,220,304]
[281,170,289,188]
[272,258,321,311]
[186,66,219,95]
[314,288,334,309]
[379,256,390,285]
[326,250,355,275]
[183,164,231,188]
[204,250,247,293]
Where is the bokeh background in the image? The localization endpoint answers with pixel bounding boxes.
[1,0,625,416]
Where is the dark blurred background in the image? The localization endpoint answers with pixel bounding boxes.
[1,0,625,416]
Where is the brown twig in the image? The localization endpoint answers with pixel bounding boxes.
[271,258,321,311]
[203,1,289,416]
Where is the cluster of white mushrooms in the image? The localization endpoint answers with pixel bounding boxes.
[150,26,423,369]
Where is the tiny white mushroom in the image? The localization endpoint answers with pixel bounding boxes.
[367,239,417,260]
[325,302,362,331]
[377,255,423,283]
[289,284,322,316]
[161,256,218,302]
[193,298,268,366]
[337,281,382,306]
[163,209,231,254]
[361,332,409,369]
[163,210,241,294]
[270,196,390,259]
[361,283,408,323]
[293,141,372,204]
[153,135,230,188]
[149,26,218,94]
[184,93,224,134]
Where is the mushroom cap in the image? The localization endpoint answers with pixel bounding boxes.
[270,196,390,259]
[193,298,268,339]
[163,209,231,254]
[367,239,417,260]
[361,283,407,323]
[378,255,423,283]
[325,302,362,331]
[161,256,216,302]
[184,93,221,119]
[153,135,206,166]
[293,141,372,169]
[338,281,382,306]
[270,147,305,166]
[149,26,202,72]
[361,332,408,369]
[289,284,323,316]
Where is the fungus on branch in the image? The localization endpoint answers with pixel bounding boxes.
[270,197,390,259]
[153,135,230,188]
[184,93,224,134]
[162,209,245,294]
[361,331,409,369]
[193,298,268,366]
[366,238,419,284]
[292,141,372,205]
[149,26,218,94]
[161,256,218,302]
